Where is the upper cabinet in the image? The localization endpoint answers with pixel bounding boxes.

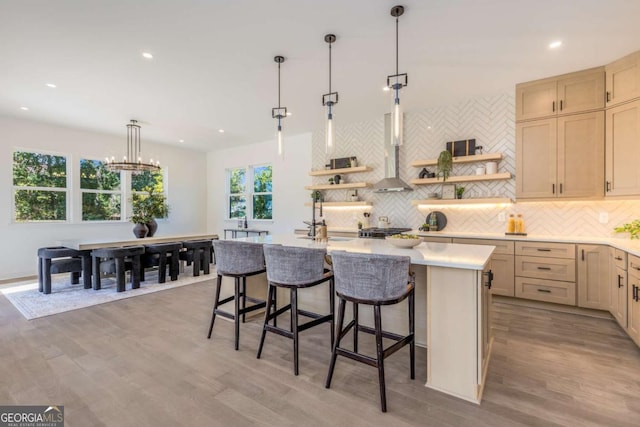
[606,50,640,107]
[516,111,604,199]
[516,67,605,121]
[605,99,640,196]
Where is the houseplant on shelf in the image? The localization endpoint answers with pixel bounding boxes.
[130,188,170,237]
[435,150,453,198]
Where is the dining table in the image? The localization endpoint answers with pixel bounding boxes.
[58,233,219,251]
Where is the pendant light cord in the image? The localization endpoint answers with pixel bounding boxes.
[278,62,281,109]
[329,41,332,94]
[395,15,399,76]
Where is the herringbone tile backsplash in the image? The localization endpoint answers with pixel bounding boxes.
[311,93,640,237]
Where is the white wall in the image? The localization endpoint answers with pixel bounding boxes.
[0,116,208,280]
[207,133,312,237]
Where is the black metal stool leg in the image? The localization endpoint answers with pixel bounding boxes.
[353,302,359,353]
[325,298,346,389]
[242,276,247,323]
[374,305,387,413]
[234,277,240,350]
[409,290,415,379]
[329,278,335,348]
[208,275,223,339]
[256,283,274,359]
[38,257,44,292]
[291,288,299,375]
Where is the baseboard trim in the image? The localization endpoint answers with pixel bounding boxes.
[493,295,614,320]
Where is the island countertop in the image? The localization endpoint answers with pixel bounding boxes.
[235,234,494,270]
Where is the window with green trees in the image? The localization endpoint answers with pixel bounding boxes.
[80,159,122,221]
[13,151,68,222]
[131,169,164,194]
[226,165,272,220]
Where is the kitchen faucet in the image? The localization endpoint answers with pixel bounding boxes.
[308,191,323,238]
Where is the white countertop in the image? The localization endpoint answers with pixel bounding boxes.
[237,234,494,270]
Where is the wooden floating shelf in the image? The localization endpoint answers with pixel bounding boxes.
[411,198,513,206]
[304,201,372,207]
[309,166,372,176]
[304,182,370,191]
[410,153,503,168]
[410,172,511,185]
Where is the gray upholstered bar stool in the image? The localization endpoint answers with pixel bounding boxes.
[37,247,91,294]
[141,242,182,283]
[208,240,267,350]
[325,251,415,413]
[91,246,145,292]
[257,244,334,376]
[180,240,212,276]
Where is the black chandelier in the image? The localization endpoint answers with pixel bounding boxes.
[105,120,160,172]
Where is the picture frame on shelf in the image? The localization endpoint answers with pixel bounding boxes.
[441,184,456,200]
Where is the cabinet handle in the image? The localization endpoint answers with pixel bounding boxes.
[606,91,611,103]
[552,183,555,194]
[537,266,552,271]
[560,100,563,111]
[536,248,552,252]
[634,285,639,302]
[581,249,585,261]
[483,270,493,289]
[606,181,611,192]
[618,274,623,288]
[552,101,555,112]
[615,256,623,261]
[559,183,563,194]
[537,289,552,293]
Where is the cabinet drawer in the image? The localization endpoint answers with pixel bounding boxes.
[612,248,628,270]
[516,256,576,282]
[515,277,576,305]
[629,254,640,278]
[515,241,575,259]
[452,238,514,255]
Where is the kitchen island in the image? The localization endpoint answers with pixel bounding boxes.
[236,234,495,404]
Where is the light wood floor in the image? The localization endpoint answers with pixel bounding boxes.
[1,280,639,427]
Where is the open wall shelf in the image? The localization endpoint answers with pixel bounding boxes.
[410,153,503,168]
[410,172,511,185]
[304,182,370,191]
[309,166,372,176]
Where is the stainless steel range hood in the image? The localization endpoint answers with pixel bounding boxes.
[372,114,413,193]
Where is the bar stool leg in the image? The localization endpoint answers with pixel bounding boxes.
[241,276,247,323]
[291,287,299,376]
[374,305,387,413]
[234,277,241,350]
[409,291,415,379]
[272,286,278,328]
[353,302,359,353]
[325,298,346,389]
[208,275,223,339]
[329,278,335,348]
[256,283,274,359]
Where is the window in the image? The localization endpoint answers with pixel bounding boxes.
[252,165,272,219]
[227,167,246,219]
[131,169,164,194]
[80,159,122,221]
[226,164,272,220]
[12,151,68,222]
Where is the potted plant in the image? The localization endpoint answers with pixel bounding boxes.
[436,150,453,182]
[131,188,170,237]
[614,219,640,239]
[328,177,335,185]
[456,186,465,199]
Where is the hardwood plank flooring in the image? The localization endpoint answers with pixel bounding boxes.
[1,280,639,426]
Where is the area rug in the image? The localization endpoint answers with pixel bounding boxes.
[1,266,215,320]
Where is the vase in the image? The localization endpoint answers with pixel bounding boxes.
[133,223,149,238]
[146,218,158,237]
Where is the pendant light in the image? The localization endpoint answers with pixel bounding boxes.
[105,120,160,172]
[272,55,287,158]
[323,34,338,155]
[387,5,408,146]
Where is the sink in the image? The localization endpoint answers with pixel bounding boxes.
[296,236,353,242]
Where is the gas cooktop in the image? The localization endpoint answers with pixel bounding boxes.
[358,227,412,239]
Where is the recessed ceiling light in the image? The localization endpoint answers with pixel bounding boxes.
[142,52,153,59]
[427,126,432,130]
[549,40,562,49]
[46,83,57,88]
[383,86,391,92]
[179,139,184,143]
[286,112,292,116]
[218,129,225,133]
[20,106,29,111]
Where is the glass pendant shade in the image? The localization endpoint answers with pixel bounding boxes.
[325,104,335,154]
[277,124,284,159]
[390,89,403,146]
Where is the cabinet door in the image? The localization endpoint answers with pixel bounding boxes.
[556,112,605,198]
[577,245,609,310]
[516,79,557,121]
[605,100,640,196]
[557,68,605,115]
[606,50,640,107]
[615,267,628,328]
[489,253,515,297]
[609,248,619,315]
[627,272,640,345]
[516,119,557,199]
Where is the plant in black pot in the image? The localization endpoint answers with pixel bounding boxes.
[131,188,170,237]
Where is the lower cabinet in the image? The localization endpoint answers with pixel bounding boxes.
[515,276,576,305]
[577,245,610,310]
[452,238,515,297]
[628,255,640,345]
[609,248,628,328]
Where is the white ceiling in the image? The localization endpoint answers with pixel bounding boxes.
[1,0,640,152]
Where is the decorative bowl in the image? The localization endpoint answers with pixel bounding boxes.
[386,235,423,248]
